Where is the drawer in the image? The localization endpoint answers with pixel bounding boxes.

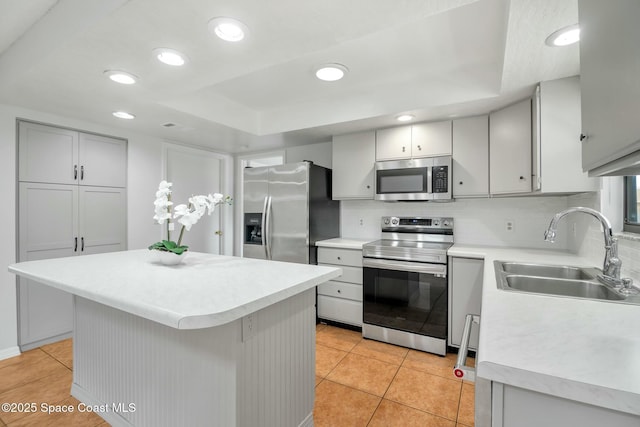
[318,264,362,284]
[317,247,362,267]
[317,295,362,327]
[318,280,362,301]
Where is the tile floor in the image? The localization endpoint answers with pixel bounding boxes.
[0,325,474,427]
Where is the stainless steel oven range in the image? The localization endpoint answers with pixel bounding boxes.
[362,216,453,356]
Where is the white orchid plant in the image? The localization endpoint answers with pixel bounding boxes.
[149,180,232,255]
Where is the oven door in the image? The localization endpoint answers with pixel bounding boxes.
[362,258,447,340]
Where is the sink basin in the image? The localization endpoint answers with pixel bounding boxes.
[499,262,597,280]
[504,275,625,301]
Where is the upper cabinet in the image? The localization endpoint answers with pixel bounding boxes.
[452,115,489,198]
[19,121,127,188]
[579,0,640,175]
[375,120,452,161]
[332,131,376,200]
[534,76,599,193]
[489,99,532,195]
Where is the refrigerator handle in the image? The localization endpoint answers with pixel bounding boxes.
[261,196,269,259]
[264,196,273,260]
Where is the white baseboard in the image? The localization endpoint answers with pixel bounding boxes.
[0,346,21,361]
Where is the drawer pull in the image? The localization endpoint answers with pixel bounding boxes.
[337,289,341,293]
[337,256,341,260]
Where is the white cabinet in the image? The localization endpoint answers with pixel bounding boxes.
[452,116,489,197]
[448,257,483,350]
[17,121,127,350]
[489,99,532,195]
[332,131,376,199]
[579,0,640,175]
[492,383,640,427]
[18,121,127,187]
[317,247,363,327]
[376,121,452,161]
[533,76,599,193]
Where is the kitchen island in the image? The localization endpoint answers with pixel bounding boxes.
[449,245,640,426]
[8,250,342,427]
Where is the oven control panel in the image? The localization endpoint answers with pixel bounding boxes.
[381,216,453,230]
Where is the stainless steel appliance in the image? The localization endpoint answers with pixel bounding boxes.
[362,216,453,355]
[374,156,452,201]
[243,161,340,264]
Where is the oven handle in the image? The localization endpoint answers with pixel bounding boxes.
[453,314,480,381]
[363,258,446,276]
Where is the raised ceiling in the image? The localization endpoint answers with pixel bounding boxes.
[0,0,579,153]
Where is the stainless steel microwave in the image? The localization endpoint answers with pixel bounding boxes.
[375,156,452,201]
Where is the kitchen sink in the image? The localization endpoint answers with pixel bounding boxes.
[494,260,640,304]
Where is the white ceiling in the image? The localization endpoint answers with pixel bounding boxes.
[0,0,579,153]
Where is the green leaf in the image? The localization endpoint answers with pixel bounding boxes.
[162,240,178,249]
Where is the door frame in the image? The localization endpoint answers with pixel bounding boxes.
[161,142,233,255]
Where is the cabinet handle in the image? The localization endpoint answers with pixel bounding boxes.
[459,181,463,185]
[74,237,78,252]
[579,133,588,142]
[337,256,341,260]
[519,176,525,180]
[366,185,370,189]
[80,165,84,180]
[417,145,422,151]
[337,289,342,294]
[74,165,78,180]
[81,237,84,251]
[402,146,406,152]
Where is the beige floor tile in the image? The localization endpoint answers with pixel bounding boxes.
[369,399,456,427]
[40,339,73,370]
[314,380,380,427]
[0,371,72,424]
[0,415,5,426]
[316,344,347,378]
[402,350,461,381]
[316,323,327,333]
[351,339,409,366]
[315,375,323,386]
[315,326,362,352]
[326,353,399,397]
[5,396,104,427]
[457,382,475,426]
[385,366,462,421]
[0,351,69,395]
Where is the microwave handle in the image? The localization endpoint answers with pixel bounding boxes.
[427,166,433,194]
[453,314,480,381]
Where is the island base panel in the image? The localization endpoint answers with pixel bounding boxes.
[71,289,316,427]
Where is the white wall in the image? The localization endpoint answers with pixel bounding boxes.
[285,141,332,169]
[0,103,233,357]
[340,196,572,249]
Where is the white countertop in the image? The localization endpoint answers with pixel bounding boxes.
[449,244,640,416]
[8,250,342,330]
[316,237,375,249]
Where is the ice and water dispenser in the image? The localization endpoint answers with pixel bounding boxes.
[244,213,263,245]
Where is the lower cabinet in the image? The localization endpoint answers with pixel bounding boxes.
[317,247,363,327]
[492,383,640,427]
[449,257,483,350]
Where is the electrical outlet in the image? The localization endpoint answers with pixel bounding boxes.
[505,220,515,232]
[359,218,364,226]
[242,314,257,342]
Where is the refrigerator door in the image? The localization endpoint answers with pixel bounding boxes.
[243,166,269,260]
[268,163,310,264]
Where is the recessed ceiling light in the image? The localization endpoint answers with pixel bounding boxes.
[112,111,135,120]
[545,24,580,47]
[396,114,415,122]
[152,48,187,66]
[208,17,248,42]
[315,64,348,82]
[104,70,138,85]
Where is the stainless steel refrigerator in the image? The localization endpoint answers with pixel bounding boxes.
[243,162,340,264]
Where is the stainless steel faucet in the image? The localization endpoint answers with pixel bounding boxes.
[544,207,635,292]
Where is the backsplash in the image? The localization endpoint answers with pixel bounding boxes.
[340,196,571,249]
[568,190,640,283]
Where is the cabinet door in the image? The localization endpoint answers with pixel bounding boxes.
[18,121,78,185]
[449,257,483,350]
[375,126,411,160]
[489,99,532,194]
[332,131,376,199]
[18,183,78,348]
[579,0,640,172]
[79,187,127,255]
[79,133,127,187]
[452,116,489,197]
[412,120,452,158]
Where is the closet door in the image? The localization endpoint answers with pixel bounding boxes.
[78,186,127,255]
[79,133,127,187]
[18,183,78,348]
[18,121,78,185]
